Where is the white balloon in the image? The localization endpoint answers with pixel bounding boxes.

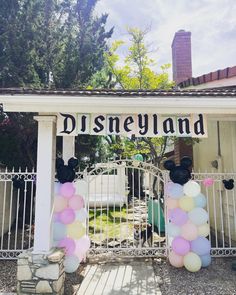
[183,181,201,197]
[188,208,209,226]
[76,208,88,222]
[64,255,80,273]
[167,222,181,237]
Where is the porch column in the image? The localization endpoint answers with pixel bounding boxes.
[33,115,56,253]
[63,137,75,162]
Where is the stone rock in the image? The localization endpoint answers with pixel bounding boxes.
[17,265,32,281]
[36,281,52,293]
[48,249,64,263]
[17,257,28,266]
[32,254,48,265]
[52,273,65,292]
[35,264,60,280]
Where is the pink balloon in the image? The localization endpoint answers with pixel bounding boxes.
[169,208,188,226]
[166,198,179,210]
[76,236,91,254]
[169,250,184,268]
[58,237,76,255]
[59,208,76,224]
[203,178,214,187]
[181,222,198,241]
[69,195,84,210]
[54,196,68,213]
[172,237,190,255]
[59,182,76,199]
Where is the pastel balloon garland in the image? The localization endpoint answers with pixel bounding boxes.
[53,181,90,273]
[166,180,211,272]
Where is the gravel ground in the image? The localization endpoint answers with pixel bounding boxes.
[0,257,235,295]
[153,257,236,295]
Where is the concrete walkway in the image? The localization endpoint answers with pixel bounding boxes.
[77,260,162,295]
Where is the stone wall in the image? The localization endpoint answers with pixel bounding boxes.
[17,248,65,295]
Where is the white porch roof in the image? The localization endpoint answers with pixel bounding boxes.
[1,88,236,115]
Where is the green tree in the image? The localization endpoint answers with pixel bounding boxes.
[91,27,174,90]
[92,27,174,166]
[0,0,113,168]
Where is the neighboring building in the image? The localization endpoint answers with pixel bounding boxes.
[179,66,236,90]
[172,30,236,245]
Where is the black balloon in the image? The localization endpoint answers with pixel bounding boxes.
[164,156,192,185]
[56,157,79,184]
[222,179,234,190]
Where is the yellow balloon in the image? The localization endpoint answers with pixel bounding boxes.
[198,223,210,237]
[67,221,85,240]
[179,196,195,212]
[183,252,201,272]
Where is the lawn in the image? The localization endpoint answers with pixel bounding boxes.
[88,206,134,244]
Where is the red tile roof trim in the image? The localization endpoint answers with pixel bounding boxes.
[179,66,236,88]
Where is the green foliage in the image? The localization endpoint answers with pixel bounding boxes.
[0,0,113,88]
[91,27,175,164]
[0,0,113,168]
[91,27,174,90]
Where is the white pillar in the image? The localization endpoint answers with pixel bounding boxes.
[62,137,75,162]
[33,115,56,253]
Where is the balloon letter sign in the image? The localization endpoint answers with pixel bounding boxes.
[53,158,90,273]
[165,157,211,272]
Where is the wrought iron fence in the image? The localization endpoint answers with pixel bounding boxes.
[0,167,36,259]
[0,164,236,260]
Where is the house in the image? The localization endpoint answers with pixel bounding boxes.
[172,30,236,246]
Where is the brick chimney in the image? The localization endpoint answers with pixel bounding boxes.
[172,30,192,85]
[172,30,193,165]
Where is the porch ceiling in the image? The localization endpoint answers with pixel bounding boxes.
[1,88,236,114]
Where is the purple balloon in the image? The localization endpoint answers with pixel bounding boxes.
[59,208,76,225]
[165,182,184,199]
[53,212,60,222]
[170,208,188,226]
[172,237,190,256]
[58,237,76,255]
[191,237,211,256]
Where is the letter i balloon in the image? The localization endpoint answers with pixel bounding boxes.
[164,157,211,272]
[53,158,90,273]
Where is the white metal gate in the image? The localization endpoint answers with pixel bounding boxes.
[1,166,236,259]
[0,168,35,259]
[78,160,168,257]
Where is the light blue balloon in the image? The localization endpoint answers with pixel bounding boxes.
[194,193,207,208]
[64,255,80,273]
[53,222,66,241]
[167,223,181,237]
[200,254,211,267]
[166,183,184,199]
[191,236,211,256]
[54,182,61,195]
[188,208,208,225]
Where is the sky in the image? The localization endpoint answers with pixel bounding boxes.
[95,0,236,78]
